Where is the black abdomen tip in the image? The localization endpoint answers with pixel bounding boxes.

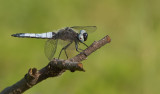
[11,34,17,37]
[11,33,23,37]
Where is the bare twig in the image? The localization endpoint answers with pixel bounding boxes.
[0,35,111,94]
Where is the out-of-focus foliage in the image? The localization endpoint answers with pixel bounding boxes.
[0,0,160,94]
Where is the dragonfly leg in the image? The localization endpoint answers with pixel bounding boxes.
[82,42,88,47]
[58,41,72,59]
[76,42,89,57]
[75,41,84,52]
[64,49,68,59]
[75,41,88,53]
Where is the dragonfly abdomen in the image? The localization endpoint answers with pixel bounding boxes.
[11,32,55,39]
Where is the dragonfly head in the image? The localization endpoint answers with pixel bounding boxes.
[78,30,88,43]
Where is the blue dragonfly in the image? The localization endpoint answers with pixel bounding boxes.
[11,26,97,61]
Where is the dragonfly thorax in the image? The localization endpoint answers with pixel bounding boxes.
[78,30,88,43]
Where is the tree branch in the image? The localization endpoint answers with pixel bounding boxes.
[0,35,111,94]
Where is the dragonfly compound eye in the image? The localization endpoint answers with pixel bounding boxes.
[83,33,88,41]
[78,34,84,42]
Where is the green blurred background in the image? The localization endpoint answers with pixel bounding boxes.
[0,0,160,94]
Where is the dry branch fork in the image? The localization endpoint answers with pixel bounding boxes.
[0,35,111,94]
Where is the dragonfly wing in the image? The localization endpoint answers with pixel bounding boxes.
[44,39,58,61]
[70,26,97,33]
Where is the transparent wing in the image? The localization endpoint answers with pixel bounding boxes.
[70,26,97,33]
[44,39,58,61]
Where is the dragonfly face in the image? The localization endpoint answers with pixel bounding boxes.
[77,30,88,43]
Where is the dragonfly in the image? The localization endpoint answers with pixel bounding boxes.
[11,26,97,61]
